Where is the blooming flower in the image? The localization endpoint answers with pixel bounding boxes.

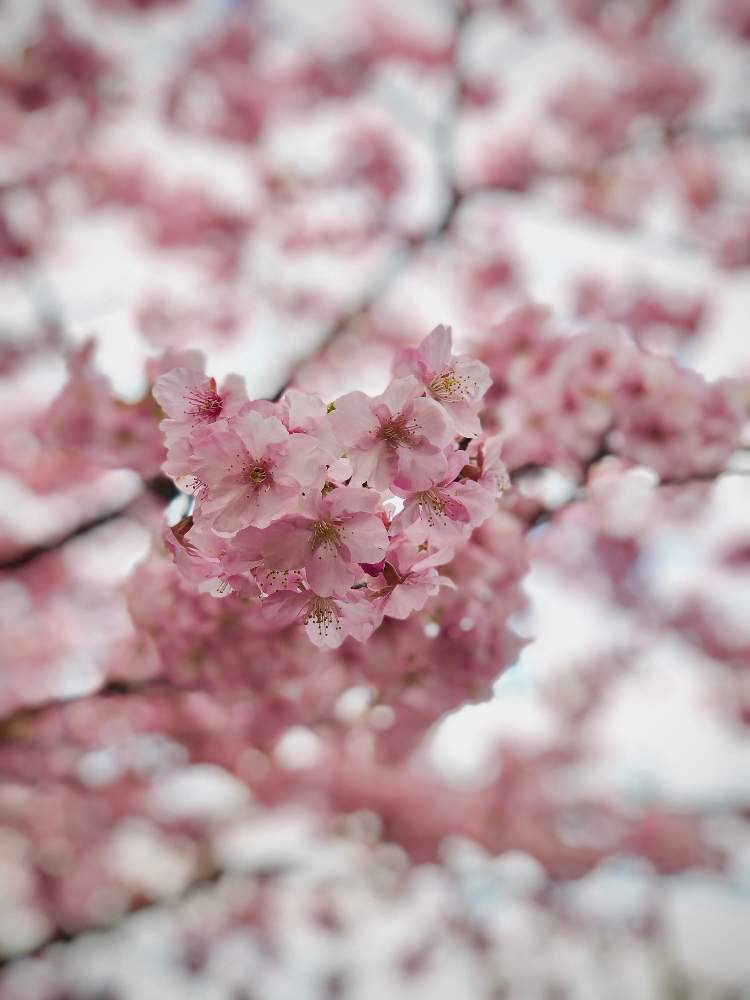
[260,486,389,596]
[393,325,491,436]
[330,376,452,490]
[261,587,380,648]
[612,355,744,480]
[368,538,455,620]
[393,439,506,539]
[191,409,324,532]
[153,357,247,479]
[164,516,259,598]
[278,388,352,483]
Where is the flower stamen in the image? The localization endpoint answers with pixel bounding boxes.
[378,413,412,446]
[311,519,340,549]
[184,378,223,422]
[428,368,475,402]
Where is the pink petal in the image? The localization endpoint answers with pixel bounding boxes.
[378,376,423,417]
[382,578,436,619]
[394,446,448,492]
[261,589,308,628]
[281,388,328,432]
[306,542,356,596]
[277,432,327,488]
[302,596,347,648]
[338,513,389,564]
[232,410,288,458]
[410,396,452,447]
[350,440,392,489]
[153,367,208,420]
[419,324,453,373]
[326,485,381,517]
[210,487,260,533]
[261,519,312,570]
[329,390,378,448]
[253,481,298,528]
[338,596,381,642]
[453,355,492,401]
[444,400,482,437]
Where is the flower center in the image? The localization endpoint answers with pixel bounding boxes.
[378,413,411,447]
[428,368,474,402]
[185,378,224,422]
[420,489,446,513]
[248,464,269,486]
[304,596,340,638]
[416,489,449,527]
[311,519,340,549]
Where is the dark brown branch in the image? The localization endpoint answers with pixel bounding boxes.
[0,475,177,573]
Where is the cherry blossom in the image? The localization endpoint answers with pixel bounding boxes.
[153,357,247,479]
[367,537,455,620]
[393,446,502,539]
[190,409,324,532]
[392,324,491,436]
[329,376,452,490]
[3,1,750,994]
[261,586,380,648]
[260,486,389,596]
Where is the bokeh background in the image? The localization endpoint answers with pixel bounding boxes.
[1,0,750,997]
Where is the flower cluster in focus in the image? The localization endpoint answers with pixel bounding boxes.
[155,326,506,647]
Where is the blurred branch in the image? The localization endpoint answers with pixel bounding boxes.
[0,475,176,573]
[274,7,472,392]
[518,450,750,531]
[0,866,225,969]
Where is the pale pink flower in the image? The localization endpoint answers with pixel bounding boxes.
[194,521,304,595]
[278,388,352,483]
[260,486,389,596]
[153,358,247,479]
[369,538,455,620]
[330,376,451,490]
[164,517,258,598]
[261,587,380,648]
[45,339,165,478]
[612,355,744,480]
[393,325,491,437]
[393,448,499,539]
[191,410,324,532]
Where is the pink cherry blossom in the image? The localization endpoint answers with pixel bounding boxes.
[330,376,452,490]
[393,446,501,539]
[278,388,352,483]
[44,339,165,479]
[153,358,247,479]
[153,359,246,430]
[260,486,389,596]
[6,2,750,988]
[163,516,258,598]
[611,355,744,480]
[191,409,324,531]
[393,325,492,436]
[261,587,380,648]
[369,538,455,620]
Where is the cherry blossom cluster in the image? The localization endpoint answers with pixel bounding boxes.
[154,326,507,648]
[3,0,750,991]
[476,308,746,482]
[120,505,527,766]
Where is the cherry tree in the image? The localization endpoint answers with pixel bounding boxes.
[1,0,750,997]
